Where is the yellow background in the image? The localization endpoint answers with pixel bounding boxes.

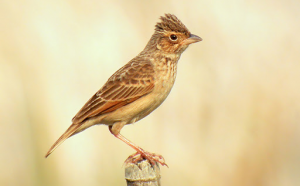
[0,0,299,185]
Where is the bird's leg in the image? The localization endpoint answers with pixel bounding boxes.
[109,124,167,167]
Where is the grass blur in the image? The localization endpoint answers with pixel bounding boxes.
[0,0,299,186]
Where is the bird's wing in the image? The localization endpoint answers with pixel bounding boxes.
[72,60,155,124]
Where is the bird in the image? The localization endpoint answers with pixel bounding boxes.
[45,13,202,166]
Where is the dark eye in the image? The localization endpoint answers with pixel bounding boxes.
[169,34,178,41]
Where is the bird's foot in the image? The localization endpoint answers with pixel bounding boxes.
[125,151,168,167]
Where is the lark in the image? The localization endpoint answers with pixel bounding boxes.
[45,14,202,166]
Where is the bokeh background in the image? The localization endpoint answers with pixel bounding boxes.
[1,0,299,185]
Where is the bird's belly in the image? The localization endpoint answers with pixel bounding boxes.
[136,85,173,119]
[101,79,174,125]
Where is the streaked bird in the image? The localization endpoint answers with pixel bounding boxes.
[45,14,202,166]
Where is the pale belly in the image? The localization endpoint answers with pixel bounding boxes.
[100,78,175,125]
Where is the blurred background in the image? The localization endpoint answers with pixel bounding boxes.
[1,0,299,185]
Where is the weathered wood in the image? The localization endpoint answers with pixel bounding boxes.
[125,160,161,186]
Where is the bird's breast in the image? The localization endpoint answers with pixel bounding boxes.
[155,56,178,87]
[150,57,178,105]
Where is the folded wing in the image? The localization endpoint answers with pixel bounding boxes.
[72,60,155,124]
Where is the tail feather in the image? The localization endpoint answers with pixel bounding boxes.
[45,124,81,158]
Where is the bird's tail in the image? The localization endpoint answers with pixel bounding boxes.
[45,124,81,158]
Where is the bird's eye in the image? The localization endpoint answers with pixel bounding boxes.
[169,34,178,41]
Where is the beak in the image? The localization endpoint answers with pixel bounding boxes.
[181,34,202,45]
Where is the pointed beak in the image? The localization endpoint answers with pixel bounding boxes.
[181,34,202,45]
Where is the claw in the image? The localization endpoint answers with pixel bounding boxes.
[125,151,168,167]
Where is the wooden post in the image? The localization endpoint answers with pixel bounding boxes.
[125,159,161,186]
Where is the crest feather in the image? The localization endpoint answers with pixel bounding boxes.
[155,14,190,36]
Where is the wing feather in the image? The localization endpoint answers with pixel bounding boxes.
[72,60,155,124]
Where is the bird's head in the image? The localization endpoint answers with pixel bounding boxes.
[144,14,202,55]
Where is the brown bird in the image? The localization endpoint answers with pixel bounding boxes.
[45,14,202,166]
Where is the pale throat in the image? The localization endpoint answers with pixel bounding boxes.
[161,52,180,61]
